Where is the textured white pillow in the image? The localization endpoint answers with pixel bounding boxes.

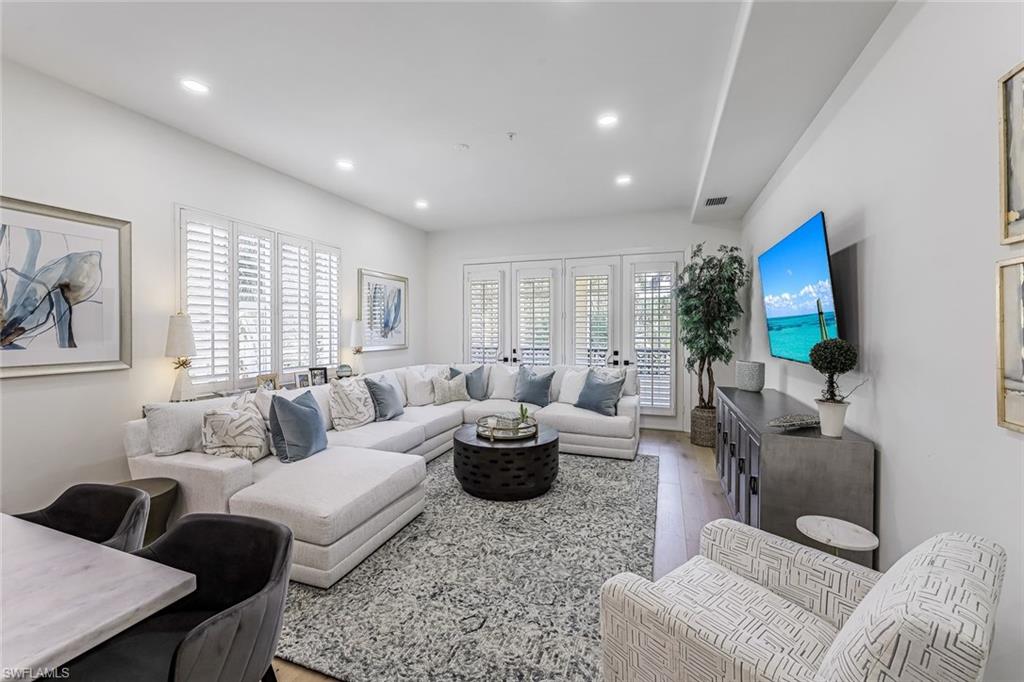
[144,397,234,456]
[432,373,470,405]
[202,404,269,462]
[558,368,590,404]
[329,378,376,431]
[488,364,518,400]
[405,367,445,406]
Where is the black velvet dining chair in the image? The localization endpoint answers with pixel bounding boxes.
[64,513,294,682]
[15,482,150,552]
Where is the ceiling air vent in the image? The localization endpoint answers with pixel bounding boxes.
[705,196,728,207]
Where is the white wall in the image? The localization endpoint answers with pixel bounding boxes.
[0,62,428,513]
[740,3,1023,678]
[425,210,742,430]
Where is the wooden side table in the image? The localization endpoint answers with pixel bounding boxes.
[117,477,179,545]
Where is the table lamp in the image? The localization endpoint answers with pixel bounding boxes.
[348,320,365,375]
[166,312,196,401]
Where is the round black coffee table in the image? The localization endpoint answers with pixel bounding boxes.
[453,424,559,501]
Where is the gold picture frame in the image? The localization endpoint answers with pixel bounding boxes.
[999,61,1024,244]
[0,196,132,378]
[997,255,1024,433]
[357,268,408,352]
[255,372,280,390]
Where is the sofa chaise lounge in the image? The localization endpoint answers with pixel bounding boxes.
[123,363,640,587]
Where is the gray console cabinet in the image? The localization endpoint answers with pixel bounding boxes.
[714,387,877,567]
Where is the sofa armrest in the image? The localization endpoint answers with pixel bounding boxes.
[616,395,640,428]
[700,518,882,629]
[127,452,253,518]
[601,571,795,682]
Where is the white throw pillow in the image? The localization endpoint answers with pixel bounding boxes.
[144,397,234,456]
[558,368,590,404]
[202,401,269,462]
[488,364,518,400]
[405,367,445,406]
[433,373,470,405]
[329,378,375,431]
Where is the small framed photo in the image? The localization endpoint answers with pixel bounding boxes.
[255,372,280,391]
[309,367,329,386]
[294,371,312,388]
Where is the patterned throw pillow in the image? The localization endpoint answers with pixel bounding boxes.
[202,395,269,462]
[432,373,470,405]
[329,378,375,431]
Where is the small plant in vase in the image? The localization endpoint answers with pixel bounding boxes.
[809,338,865,437]
[518,403,530,424]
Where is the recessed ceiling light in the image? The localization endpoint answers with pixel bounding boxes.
[180,79,209,94]
[615,174,633,186]
[414,199,429,210]
[597,112,619,129]
[336,159,355,171]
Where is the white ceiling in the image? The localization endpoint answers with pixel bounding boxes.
[1,2,891,232]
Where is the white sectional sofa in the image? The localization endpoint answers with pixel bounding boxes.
[123,363,640,587]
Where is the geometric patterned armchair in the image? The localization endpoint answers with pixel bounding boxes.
[600,519,1006,682]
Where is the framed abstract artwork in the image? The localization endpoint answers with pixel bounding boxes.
[997,256,1024,433]
[1,197,132,378]
[1000,61,1024,244]
[358,268,408,352]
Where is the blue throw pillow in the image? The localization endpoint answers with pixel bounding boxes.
[575,371,625,416]
[513,365,554,407]
[269,391,327,463]
[364,376,405,420]
[449,366,487,401]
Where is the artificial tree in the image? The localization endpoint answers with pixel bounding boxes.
[675,244,750,445]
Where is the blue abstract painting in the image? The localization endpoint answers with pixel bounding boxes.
[0,201,126,376]
[360,269,407,351]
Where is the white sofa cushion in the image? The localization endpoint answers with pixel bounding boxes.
[228,445,426,545]
[396,402,468,439]
[127,451,253,515]
[404,366,447,406]
[557,367,589,404]
[326,421,425,452]
[144,398,234,455]
[278,384,333,431]
[535,401,636,439]
[328,378,375,431]
[462,399,542,424]
[488,364,517,399]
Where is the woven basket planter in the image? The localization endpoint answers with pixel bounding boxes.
[690,406,717,447]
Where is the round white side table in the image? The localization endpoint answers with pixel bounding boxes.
[797,515,878,556]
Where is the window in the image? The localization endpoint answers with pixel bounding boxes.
[633,270,674,409]
[235,226,274,379]
[572,274,610,366]
[517,277,552,365]
[313,246,341,366]
[279,238,311,374]
[465,269,504,363]
[183,214,231,384]
[178,208,341,389]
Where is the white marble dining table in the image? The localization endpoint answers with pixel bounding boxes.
[0,512,195,677]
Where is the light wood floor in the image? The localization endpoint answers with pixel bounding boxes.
[272,428,731,682]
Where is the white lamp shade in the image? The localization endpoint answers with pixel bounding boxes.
[348,320,365,348]
[165,313,196,358]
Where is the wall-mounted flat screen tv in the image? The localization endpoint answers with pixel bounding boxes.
[757,211,839,363]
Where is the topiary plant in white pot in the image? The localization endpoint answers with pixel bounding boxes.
[809,338,864,437]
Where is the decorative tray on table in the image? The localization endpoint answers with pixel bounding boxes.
[476,414,538,441]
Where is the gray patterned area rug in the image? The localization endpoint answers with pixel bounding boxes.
[276,451,659,681]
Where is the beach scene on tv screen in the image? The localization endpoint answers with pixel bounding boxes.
[758,214,838,363]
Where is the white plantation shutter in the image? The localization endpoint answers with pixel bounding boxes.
[280,238,312,374]
[466,271,503,364]
[313,245,341,366]
[183,215,231,384]
[517,276,552,365]
[573,274,611,366]
[633,270,674,409]
[235,226,274,379]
